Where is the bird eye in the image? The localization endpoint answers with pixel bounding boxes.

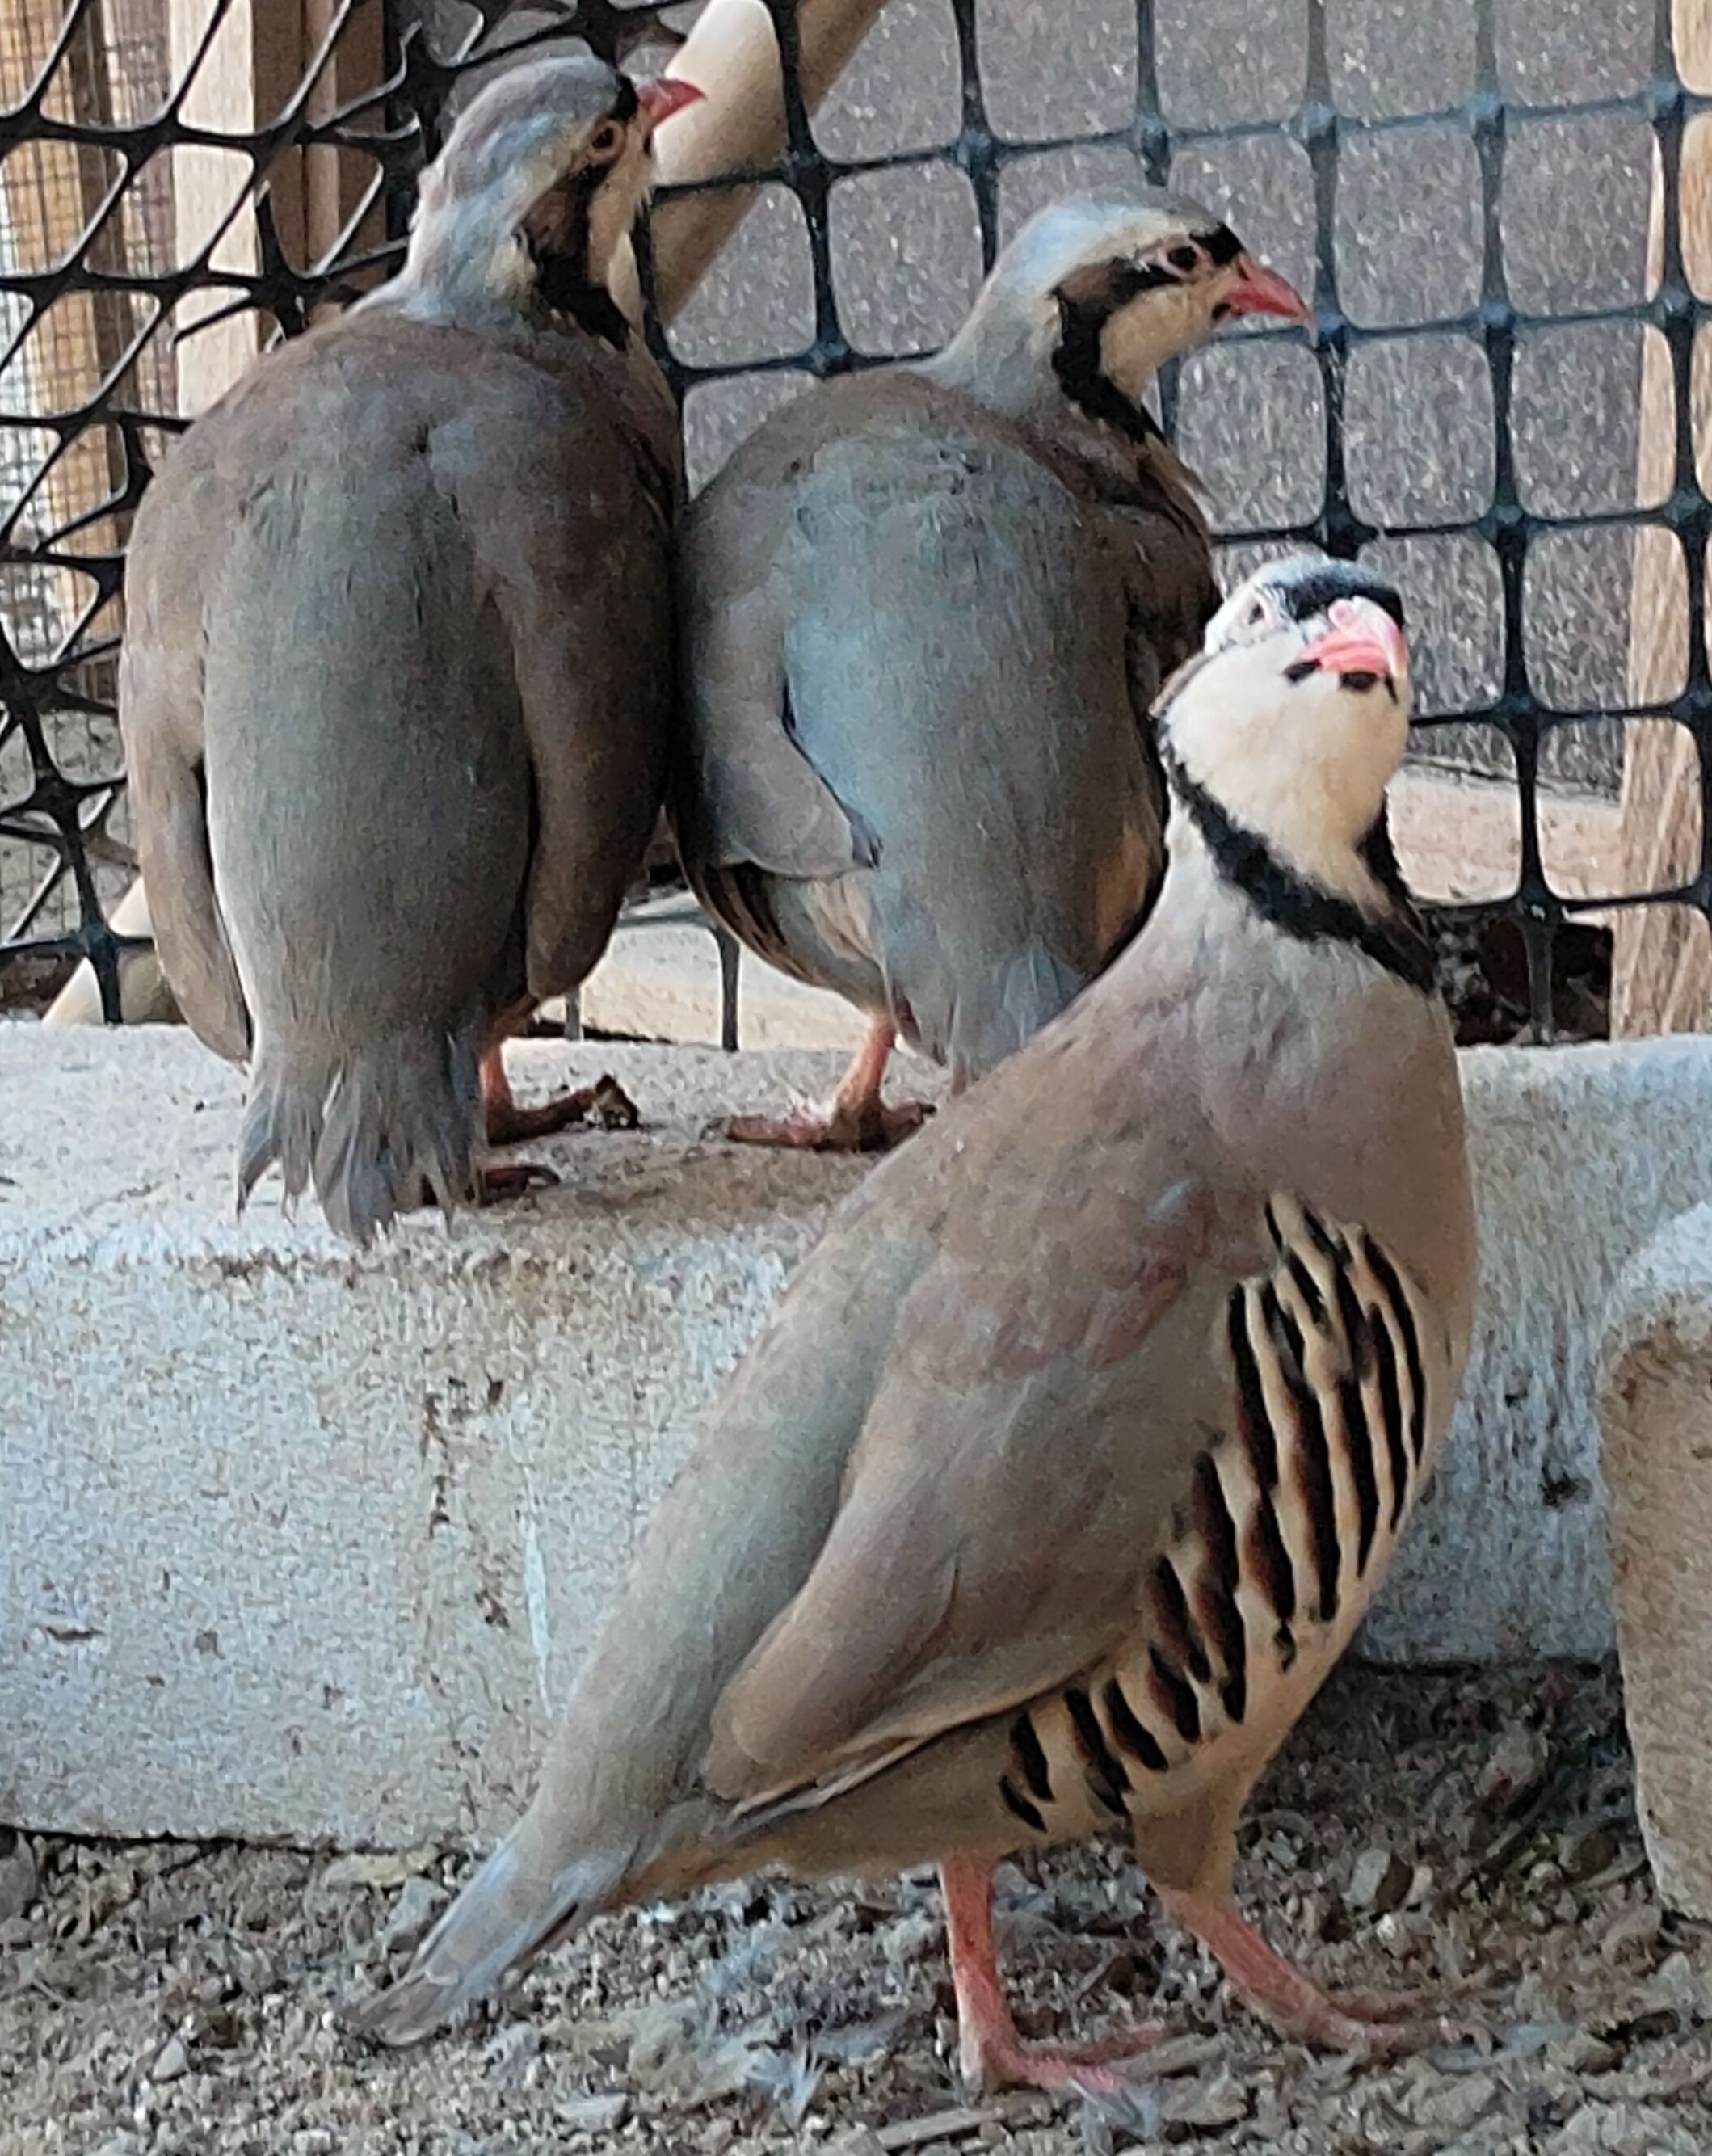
[1243,596,1268,625]
[1167,243,1202,274]
[587,120,627,164]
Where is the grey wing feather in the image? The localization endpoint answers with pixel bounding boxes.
[770,414,1164,1069]
[117,431,250,1063]
[700,1052,1251,1807]
[431,343,676,1000]
[676,463,869,887]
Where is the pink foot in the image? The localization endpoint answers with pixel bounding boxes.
[725,1093,932,1153]
[485,1074,639,1143]
[1156,1888,1475,2055]
[942,1857,1167,2096]
[482,1042,639,1146]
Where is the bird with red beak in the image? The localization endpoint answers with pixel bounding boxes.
[675,184,1314,1154]
[120,53,709,1244]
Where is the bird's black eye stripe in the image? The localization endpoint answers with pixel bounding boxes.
[1201,224,1243,266]
[609,75,639,124]
[1272,570,1406,630]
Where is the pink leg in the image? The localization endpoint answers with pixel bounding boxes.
[480,1043,639,1147]
[726,1018,932,1153]
[942,1856,1166,2095]
[1155,1887,1470,2053]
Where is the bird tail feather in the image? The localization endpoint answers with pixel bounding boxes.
[237,1019,484,1247]
[343,1817,636,2049]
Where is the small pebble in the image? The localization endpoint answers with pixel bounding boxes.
[0,1829,37,1922]
[378,1875,447,1954]
[1348,1846,1412,1917]
[555,2092,630,2132]
[1477,1725,1551,1813]
[150,2036,189,2084]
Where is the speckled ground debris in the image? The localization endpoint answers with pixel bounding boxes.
[6,1661,1712,2155]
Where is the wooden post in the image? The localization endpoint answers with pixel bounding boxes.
[1613,0,1712,1034]
[635,0,891,326]
[299,0,389,309]
[169,0,387,416]
[0,2,135,585]
[167,0,303,417]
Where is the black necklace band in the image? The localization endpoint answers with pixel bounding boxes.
[1161,743,1438,996]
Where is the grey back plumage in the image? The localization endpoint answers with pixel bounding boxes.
[678,364,1210,1082]
[119,56,679,1244]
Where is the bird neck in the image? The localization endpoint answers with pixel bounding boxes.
[375,202,631,349]
[1159,747,1436,998]
[919,291,1165,476]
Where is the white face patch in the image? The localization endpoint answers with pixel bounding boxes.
[1098,274,1214,399]
[1163,631,1412,896]
[583,125,653,290]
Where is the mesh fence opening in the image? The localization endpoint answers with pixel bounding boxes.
[0,0,1699,1046]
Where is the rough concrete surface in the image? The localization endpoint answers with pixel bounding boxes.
[1599,1201,1712,1919]
[6,1026,1712,1849]
[1359,1038,1712,1665]
[0,1029,885,1851]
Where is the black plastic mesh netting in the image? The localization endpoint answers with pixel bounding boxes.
[0,0,1698,1042]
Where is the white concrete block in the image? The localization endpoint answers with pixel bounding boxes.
[6,1025,1712,1848]
[1,1027,875,1850]
[1598,1201,1712,1916]
[1364,1038,1712,1664]
[574,895,874,1053]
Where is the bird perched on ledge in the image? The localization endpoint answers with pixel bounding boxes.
[119,53,701,1245]
[348,554,1479,2091]
[674,186,1310,1151]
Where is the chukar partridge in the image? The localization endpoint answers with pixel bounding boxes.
[349,552,1478,2090]
[119,54,700,1245]
[674,187,1309,1149]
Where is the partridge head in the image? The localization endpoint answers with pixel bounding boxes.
[675,183,1308,1154]
[119,54,700,1245]
[351,556,1479,2091]
[396,58,701,343]
[936,186,1307,439]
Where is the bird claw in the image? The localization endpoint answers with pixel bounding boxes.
[486,1073,640,1143]
[1155,1887,1485,2061]
[724,1093,932,1153]
[960,2019,1170,2098]
[1258,1993,1479,2059]
[476,1161,560,1204]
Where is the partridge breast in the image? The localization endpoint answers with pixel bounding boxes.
[998,1192,1448,1861]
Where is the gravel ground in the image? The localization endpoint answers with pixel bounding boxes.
[6,1661,1710,2156]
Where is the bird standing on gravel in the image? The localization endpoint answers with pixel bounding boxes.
[673,187,1310,1150]
[119,54,701,1245]
[348,554,1479,2091]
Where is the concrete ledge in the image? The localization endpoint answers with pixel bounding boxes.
[1599,1202,1712,1917]
[6,1025,1712,1848]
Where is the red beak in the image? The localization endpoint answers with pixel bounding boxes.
[635,76,705,136]
[1298,596,1410,684]
[1224,252,1312,326]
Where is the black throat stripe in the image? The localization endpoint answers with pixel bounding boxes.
[1051,264,1172,449]
[526,158,631,349]
[1163,745,1438,996]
